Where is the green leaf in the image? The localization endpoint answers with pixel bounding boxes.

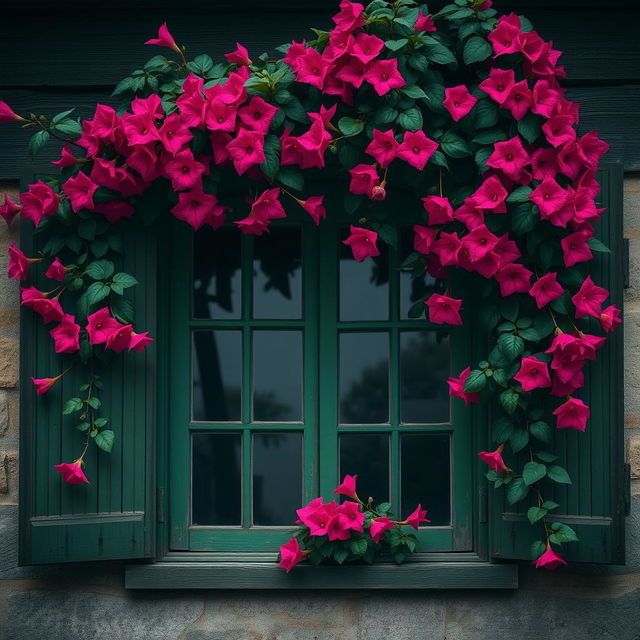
[509,427,529,453]
[507,186,533,203]
[87,397,101,410]
[51,108,76,125]
[463,36,492,64]
[423,41,457,65]
[547,465,572,484]
[76,422,90,432]
[517,114,542,144]
[29,130,50,157]
[498,333,524,360]
[472,128,508,145]
[260,134,281,180]
[90,239,109,258]
[550,522,579,543]
[511,203,538,235]
[507,477,529,504]
[187,54,214,76]
[518,327,541,341]
[473,100,499,129]
[536,450,558,463]
[111,296,135,324]
[338,116,364,137]
[523,461,547,485]
[500,388,519,414]
[407,299,426,319]
[542,500,560,510]
[530,540,546,560]
[492,416,514,443]
[408,53,428,72]
[94,417,108,428]
[85,260,115,281]
[112,272,139,288]
[385,38,409,51]
[276,167,304,192]
[374,106,399,125]
[95,429,115,453]
[349,538,368,556]
[401,85,428,99]
[500,297,519,322]
[441,131,471,158]
[588,238,611,253]
[62,397,84,415]
[398,107,423,132]
[333,547,349,564]
[530,420,551,443]
[464,369,487,393]
[85,282,111,307]
[527,506,548,525]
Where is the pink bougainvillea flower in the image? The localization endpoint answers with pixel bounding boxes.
[335,58,366,88]
[531,79,561,118]
[561,229,592,267]
[295,496,325,526]
[0,100,24,123]
[338,501,365,532]
[553,397,590,431]
[365,129,399,168]
[226,129,266,175]
[502,80,533,120]
[397,130,438,171]
[370,516,395,543]
[204,98,237,132]
[478,444,511,472]
[251,188,287,223]
[129,331,154,352]
[447,366,481,406]
[306,502,338,537]
[531,148,559,181]
[224,42,252,66]
[333,473,358,499]
[87,103,122,143]
[530,176,568,221]
[0,193,21,225]
[364,58,406,96]
[495,263,533,296]
[20,287,64,324]
[327,513,352,541]
[131,94,164,119]
[349,164,380,196]
[462,224,499,262]
[478,68,515,104]
[343,226,380,262]
[529,272,564,309]
[414,11,436,32]
[413,225,437,254]
[324,28,354,60]
[493,233,521,267]
[403,504,430,530]
[425,294,463,325]
[542,114,576,148]
[20,181,60,226]
[577,130,610,169]
[443,85,478,122]
[51,143,79,168]
[172,189,225,230]
[105,323,135,353]
[163,149,207,191]
[551,368,585,398]
[50,314,81,354]
[238,96,278,135]
[145,22,181,53]
[62,171,99,213]
[7,243,35,280]
[486,136,529,181]
[533,545,567,571]
[600,305,622,333]
[292,119,332,169]
[351,32,384,64]
[571,276,608,318]
[332,0,365,32]
[32,375,60,396]
[470,176,508,212]
[294,48,330,89]
[279,536,305,573]
[422,195,454,225]
[121,112,160,146]
[488,15,522,56]
[86,307,123,345]
[158,113,192,155]
[297,195,326,226]
[54,461,90,486]
[93,201,135,224]
[514,356,552,392]
[432,231,462,266]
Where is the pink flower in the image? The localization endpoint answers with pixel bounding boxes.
[447,367,480,406]
[7,244,34,280]
[332,0,365,32]
[54,461,90,486]
[502,80,533,120]
[51,143,79,168]
[86,307,123,345]
[533,545,567,570]
[130,331,154,352]
[495,263,533,296]
[294,48,330,89]
[530,177,568,222]
[370,517,394,543]
[106,324,134,353]
[20,287,64,324]
[578,131,610,169]
[343,226,380,262]
[462,224,499,262]
[306,502,339,537]
[543,115,576,148]
[145,22,181,54]
[425,294,463,325]
[531,148,559,181]
[514,356,552,392]
[414,11,436,32]
[32,376,60,396]
[224,43,252,66]
[413,225,437,254]
[251,188,287,223]
[529,272,564,309]
[479,68,515,104]
[561,230,592,267]
[20,182,60,226]
[50,314,81,354]
[62,172,99,212]
[486,136,529,181]
[571,276,608,318]
[443,85,478,122]
[478,445,510,473]
[327,513,352,541]
[172,189,226,230]
[365,129,399,168]
[397,131,438,171]
[349,164,380,196]
[163,150,207,191]
[364,58,406,96]
[295,497,325,526]
[279,536,305,573]
[298,196,326,226]
[553,397,590,431]
[238,96,278,134]
[158,113,192,155]
[333,474,358,499]
[488,16,522,56]
[532,79,561,118]
[470,176,508,212]
[432,231,462,266]
[600,305,622,333]
[94,201,135,224]
[338,501,365,532]
[403,504,430,530]
[0,100,24,123]
[226,129,266,175]
[335,58,367,88]
[0,193,21,225]
[351,33,384,64]
[422,196,453,225]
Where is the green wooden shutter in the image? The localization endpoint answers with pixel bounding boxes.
[19,217,156,564]
[490,162,626,565]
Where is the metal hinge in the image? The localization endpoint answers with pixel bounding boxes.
[157,486,166,523]
[623,238,630,289]
[624,463,631,517]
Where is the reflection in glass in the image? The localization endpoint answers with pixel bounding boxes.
[401,434,450,526]
[252,331,303,421]
[339,434,390,504]
[340,233,389,321]
[399,226,437,319]
[193,226,242,319]
[339,332,389,424]
[192,330,241,422]
[253,432,303,525]
[400,331,450,423]
[192,432,242,525]
[254,226,302,319]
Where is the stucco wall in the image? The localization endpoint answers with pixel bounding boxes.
[0,178,639,639]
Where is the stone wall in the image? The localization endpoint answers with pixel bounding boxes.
[0,179,639,640]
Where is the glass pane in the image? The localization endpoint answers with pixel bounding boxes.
[252,432,303,525]
[192,432,242,525]
[399,226,437,320]
[340,231,389,321]
[253,226,302,319]
[252,331,303,421]
[339,434,390,505]
[400,331,451,423]
[401,434,450,526]
[339,332,389,424]
[193,226,242,319]
[192,330,242,422]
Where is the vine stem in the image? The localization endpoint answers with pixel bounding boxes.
[28,117,84,150]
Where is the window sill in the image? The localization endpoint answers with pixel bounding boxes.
[124,554,519,590]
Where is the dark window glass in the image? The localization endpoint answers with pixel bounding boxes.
[193,226,242,319]
[252,432,303,525]
[252,331,303,421]
[192,432,242,525]
[399,226,437,320]
[401,434,450,526]
[339,434,390,505]
[339,233,389,321]
[192,330,242,422]
[400,331,450,423]
[339,332,389,424]
[253,226,302,319]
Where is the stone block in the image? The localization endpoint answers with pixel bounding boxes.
[0,336,19,388]
[0,450,18,502]
[623,176,640,232]
[624,309,640,419]
[628,437,640,479]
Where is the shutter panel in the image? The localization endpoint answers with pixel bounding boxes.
[19,215,156,564]
[490,162,626,564]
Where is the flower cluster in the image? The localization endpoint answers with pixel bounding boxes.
[278,474,429,572]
